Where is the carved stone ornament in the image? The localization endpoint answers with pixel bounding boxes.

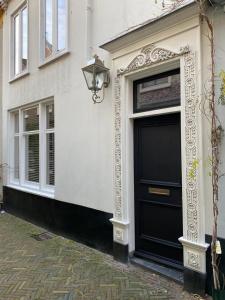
[187,251,200,270]
[114,76,122,220]
[117,44,190,76]
[183,51,199,243]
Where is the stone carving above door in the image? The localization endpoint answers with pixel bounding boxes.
[117,44,190,76]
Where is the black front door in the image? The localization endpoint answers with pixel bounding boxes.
[134,113,183,267]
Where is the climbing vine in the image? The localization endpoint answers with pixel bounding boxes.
[155,0,224,291]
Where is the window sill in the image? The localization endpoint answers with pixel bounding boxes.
[39,50,70,69]
[9,71,30,84]
[7,184,55,199]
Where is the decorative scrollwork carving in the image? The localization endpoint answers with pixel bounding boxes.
[114,76,122,220]
[117,44,190,76]
[184,52,199,243]
[187,251,200,269]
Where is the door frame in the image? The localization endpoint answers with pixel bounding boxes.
[110,43,209,274]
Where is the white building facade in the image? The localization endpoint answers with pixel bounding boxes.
[0,0,225,296]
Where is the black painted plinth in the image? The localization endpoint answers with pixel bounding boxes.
[113,242,129,263]
[3,186,113,254]
[184,268,206,297]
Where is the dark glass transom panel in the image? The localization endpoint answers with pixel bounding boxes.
[133,69,180,113]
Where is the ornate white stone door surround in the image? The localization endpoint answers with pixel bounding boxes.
[110,44,209,275]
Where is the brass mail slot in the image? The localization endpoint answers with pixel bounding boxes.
[148,187,170,196]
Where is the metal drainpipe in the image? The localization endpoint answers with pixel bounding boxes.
[86,0,93,61]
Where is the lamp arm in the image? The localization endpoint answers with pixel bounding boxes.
[92,89,104,104]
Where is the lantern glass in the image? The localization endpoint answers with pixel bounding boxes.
[95,71,105,90]
[83,69,95,90]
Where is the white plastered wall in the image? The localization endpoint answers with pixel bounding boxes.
[1,0,193,215]
[2,0,115,213]
[209,8,225,239]
[200,7,225,240]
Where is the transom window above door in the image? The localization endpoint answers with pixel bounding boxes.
[133,69,180,113]
[40,0,68,64]
[11,2,28,79]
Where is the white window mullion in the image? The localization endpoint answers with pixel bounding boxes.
[19,109,25,186]
[9,113,14,184]
[39,103,46,190]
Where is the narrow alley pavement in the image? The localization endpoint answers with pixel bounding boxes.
[0,213,209,300]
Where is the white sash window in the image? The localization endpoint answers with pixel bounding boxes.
[9,101,55,196]
[40,0,68,65]
[11,2,28,79]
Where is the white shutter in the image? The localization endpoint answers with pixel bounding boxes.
[24,107,40,183]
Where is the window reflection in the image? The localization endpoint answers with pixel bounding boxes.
[14,15,20,75]
[57,0,66,51]
[134,70,180,113]
[45,0,53,58]
[22,7,28,71]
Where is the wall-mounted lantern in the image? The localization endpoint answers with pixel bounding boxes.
[82,55,110,104]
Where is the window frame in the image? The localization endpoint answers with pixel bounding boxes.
[10,1,29,81]
[9,100,55,197]
[39,0,69,66]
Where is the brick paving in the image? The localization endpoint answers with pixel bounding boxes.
[0,213,210,300]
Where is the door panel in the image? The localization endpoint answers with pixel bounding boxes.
[134,113,183,267]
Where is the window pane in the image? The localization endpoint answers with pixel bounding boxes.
[25,134,39,183]
[45,0,53,58]
[24,107,39,131]
[14,112,19,133]
[57,0,66,51]
[22,7,28,71]
[14,14,20,75]
[134,70,180,113]
[46,104,54,129]
[46,132,55,185]
[14,136,19,179]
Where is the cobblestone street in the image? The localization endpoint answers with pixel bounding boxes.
[0,213,209,300]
